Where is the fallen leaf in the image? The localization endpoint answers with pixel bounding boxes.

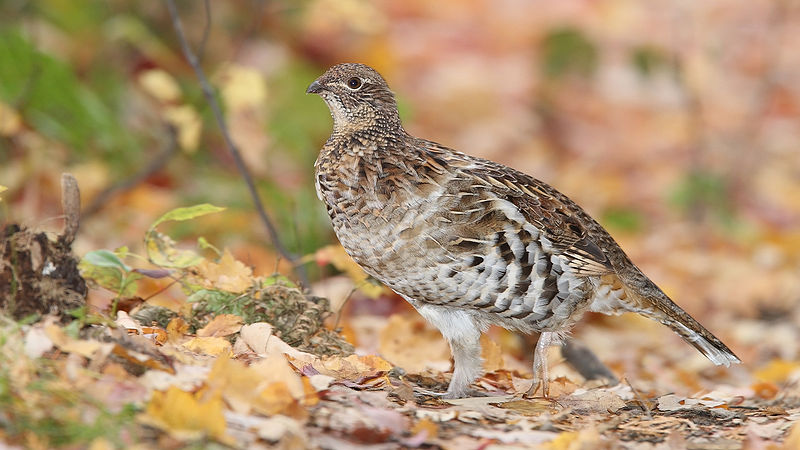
[410,417,438,441]
[0,102,21,136]
[196,314,243,338]
[167,317,190,342]
[163,105,201,152]
[754,359,800,384]
[378,314,449,373]
[183,337,232,356]
[45,324,112,358]
[138,69,181,103]
[193,250,253,293]
[238,323,319,368]
[543,429,603,450]
[139,386,232,444]
[314,354,393,380]
[314,245,385,298]
[24,325,54,358]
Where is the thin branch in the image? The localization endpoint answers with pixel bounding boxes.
[163,0,308,285]
[197,0,211,63]
[82,126,179,218]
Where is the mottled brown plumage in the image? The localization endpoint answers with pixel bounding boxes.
[308,63,740,398]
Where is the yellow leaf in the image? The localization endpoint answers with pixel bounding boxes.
[218,65,267,112]
[193,250,254,293]
[197,314,243,338]
[138,69,182,103]
[183,337,232,356]
[255,382,297,416]
[45,324,111,358]
[167,317,189,342]
[207,355,304,416]
[0,102,21,136]
[544,431,580,450]
[145,230,204,269]
[315,245,386,298]
[163,105,201,153]
[139,386,231,443]
[378,314,449,373]
[543,429,602,450]
[754,359,800,383]
[783,421,800,450]
[207,355,266,414]
[410,418,438,440]
[0,185,7,203]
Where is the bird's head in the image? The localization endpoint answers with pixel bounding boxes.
[307,63,401,133]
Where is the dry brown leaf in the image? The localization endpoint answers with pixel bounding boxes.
[238,323,319,369]
[313,354,393,380]
[196,314,243,338]
[183,337,232,356]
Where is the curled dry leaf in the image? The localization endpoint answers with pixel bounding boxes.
[238,322,319,369]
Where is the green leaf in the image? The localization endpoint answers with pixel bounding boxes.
[82,250,131,272]
[148,203,226,232]
[145,231,204,269]
[541,27,598,79]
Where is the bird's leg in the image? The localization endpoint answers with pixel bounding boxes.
[413,305,484,398]
[443,326,483,398]
[525,331,562,398]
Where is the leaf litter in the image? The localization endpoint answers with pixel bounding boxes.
[1,203,799,448]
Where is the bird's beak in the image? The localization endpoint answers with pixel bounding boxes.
[306,80,323,94]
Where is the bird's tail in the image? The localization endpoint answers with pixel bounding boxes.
[628,279,740,367]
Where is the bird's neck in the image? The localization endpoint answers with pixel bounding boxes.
[328,121,408,157]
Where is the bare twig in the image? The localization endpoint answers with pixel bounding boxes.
[197,0,211,63]
[624,377,652,419]
[60,173,80,245]
[82,126,179,218]
[163,0,308,285]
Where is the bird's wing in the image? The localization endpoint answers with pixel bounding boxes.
[425,143,615,277]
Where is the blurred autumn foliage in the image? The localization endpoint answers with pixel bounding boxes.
[1,0,800,448]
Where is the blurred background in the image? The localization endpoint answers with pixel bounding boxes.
[1,0,799,392]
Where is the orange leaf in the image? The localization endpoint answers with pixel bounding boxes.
[167,317,189,342]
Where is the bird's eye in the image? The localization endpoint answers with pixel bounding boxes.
[346,77,362,90]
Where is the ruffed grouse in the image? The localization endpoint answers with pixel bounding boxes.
[308,63,740,399]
